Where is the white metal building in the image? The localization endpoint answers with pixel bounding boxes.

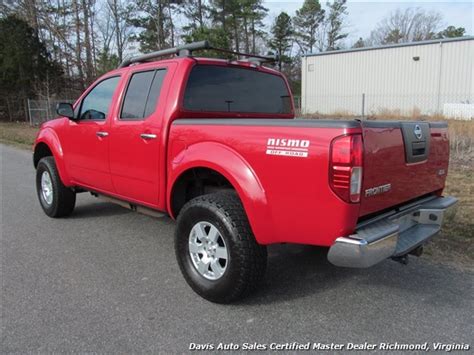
[301,37,474,119]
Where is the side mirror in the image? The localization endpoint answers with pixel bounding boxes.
[56,102,75,119]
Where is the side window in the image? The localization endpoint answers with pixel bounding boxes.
[121,69,167,120]
[79,76,120,120]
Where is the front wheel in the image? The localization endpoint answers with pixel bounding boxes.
[36,156,76,218]
[175,191,267,303]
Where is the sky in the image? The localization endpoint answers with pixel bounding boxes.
[264,0,474,47]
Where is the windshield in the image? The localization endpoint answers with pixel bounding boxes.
[183,65,292,114]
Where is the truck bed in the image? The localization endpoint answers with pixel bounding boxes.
[168,118,449,247]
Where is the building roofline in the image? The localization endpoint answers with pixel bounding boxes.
[302,36,474,58]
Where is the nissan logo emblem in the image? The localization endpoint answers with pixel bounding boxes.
[414,125,423,140]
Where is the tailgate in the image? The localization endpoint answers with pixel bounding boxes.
[359,121,449,217]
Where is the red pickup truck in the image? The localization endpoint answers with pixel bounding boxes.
[33,41,457,303]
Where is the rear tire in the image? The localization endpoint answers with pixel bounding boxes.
[175,191,267,303]
[36,156,76,218]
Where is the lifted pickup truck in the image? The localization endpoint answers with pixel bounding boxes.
[34,41,457,303]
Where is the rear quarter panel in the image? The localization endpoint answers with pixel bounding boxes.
[168,120,361,246]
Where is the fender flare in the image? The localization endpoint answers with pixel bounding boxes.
[167,141,275,244]
[34,128,72,186]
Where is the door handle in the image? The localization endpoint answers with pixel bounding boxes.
[96,131,109,137]
[140,133,157,140]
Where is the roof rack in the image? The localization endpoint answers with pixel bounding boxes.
[118,40,279,68]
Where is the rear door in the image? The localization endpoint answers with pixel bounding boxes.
[359,121,449,216]
[108,65,172,207]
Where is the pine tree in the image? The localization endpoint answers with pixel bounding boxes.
[293,0,324,53]
[325,0,348,50]
[436,26,465,39]
[130,0,174,52]
[0,15,62,119]
[269,12,293,70]
[239,0,268,54]
[352,37,365,48]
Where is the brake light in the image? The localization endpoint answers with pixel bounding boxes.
[329,134,363,203]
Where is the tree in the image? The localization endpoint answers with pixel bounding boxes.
[208,0,231,49]
[325,0,348,50]
[293,0,324,53]
[369,8,443,45]
[240,0,268,54]
[352,37,365,48]
[268,12,293,70]
[183,26,233,58]
[81,0,95,83]
[208,0,241,51]
[96,51,119,75]
[437,26,465,39]
[107,0,133,63]
[180,0,208,33]
[0,15,62,120]
[130,0,175,52]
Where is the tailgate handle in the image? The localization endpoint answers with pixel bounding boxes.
[412,141,426,156]
[401,122,430,163]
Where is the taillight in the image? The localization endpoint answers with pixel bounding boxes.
[329,134,363,203]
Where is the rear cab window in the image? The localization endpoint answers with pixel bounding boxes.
[183,65,292,114]
[121,69,167,120]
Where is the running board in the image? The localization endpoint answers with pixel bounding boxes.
[92,193,166,218]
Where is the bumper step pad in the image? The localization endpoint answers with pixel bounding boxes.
[328,196,458,268]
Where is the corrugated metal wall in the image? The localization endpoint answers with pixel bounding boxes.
[301,38,474,117]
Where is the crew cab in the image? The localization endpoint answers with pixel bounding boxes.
[33,41,457,303]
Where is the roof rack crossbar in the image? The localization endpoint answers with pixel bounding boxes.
[118,40,279,68]
[118,40,211,68]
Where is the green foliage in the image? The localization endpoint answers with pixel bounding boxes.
[268,12,293,75]
[95,51,120,76]
[182,26,232,58]
[383,29,403,44]
[269,12,293,57]
[0,15,62,119]
[352,37,365,48]
[325,0,348,50]
[437,26,466,39]
[130,0,174,52]
[0,15,58,93]
[293,0,324,53]
[185,0,267,54]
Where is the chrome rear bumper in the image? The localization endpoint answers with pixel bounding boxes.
[328,196,458,268]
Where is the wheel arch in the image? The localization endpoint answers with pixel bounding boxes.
[168,142,275,244]
[34,128,71,186]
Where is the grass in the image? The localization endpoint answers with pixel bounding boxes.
[1,119,473,269]
[425,166,473,270]
[0,122,38,149]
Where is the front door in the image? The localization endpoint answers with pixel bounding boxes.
[108,66,170,207]
[63,76,121,192]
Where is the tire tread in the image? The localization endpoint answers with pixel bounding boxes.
[37,156,76,218]
[176,191,267,303]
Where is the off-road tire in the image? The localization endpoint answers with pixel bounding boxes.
[36,156,76,218]
[175,191,267,303]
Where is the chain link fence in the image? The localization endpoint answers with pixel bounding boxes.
[27,99,75,126]
[301,94,474,120]
[23,94,473,125]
